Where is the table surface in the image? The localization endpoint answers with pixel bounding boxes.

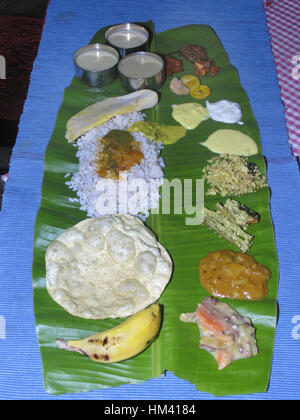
[0,0,299,400]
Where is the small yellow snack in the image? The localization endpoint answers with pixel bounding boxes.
[181,74,201,90]
[190,85,211,99]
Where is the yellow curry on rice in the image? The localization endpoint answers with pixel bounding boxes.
[96,129,144,179]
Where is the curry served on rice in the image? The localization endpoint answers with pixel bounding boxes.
[96,129,144,179]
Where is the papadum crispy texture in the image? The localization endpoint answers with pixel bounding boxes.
[46,215,173,319]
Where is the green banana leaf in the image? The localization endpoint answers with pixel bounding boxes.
[32,21,278,396]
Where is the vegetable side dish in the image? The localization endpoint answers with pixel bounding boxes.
[202,154,268,197]
[199,250,270,300]
[179,45,219,76]
[180,297,258,370]
[203,199,260,252]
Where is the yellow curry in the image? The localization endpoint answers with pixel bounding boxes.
[96,129,143,179]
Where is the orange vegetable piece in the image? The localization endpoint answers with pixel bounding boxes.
[196,305,228,336]
[216,349,233,370]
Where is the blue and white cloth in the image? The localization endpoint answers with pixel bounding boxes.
[0,0,299,400]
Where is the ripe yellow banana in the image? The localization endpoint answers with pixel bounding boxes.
[56,304,162,363]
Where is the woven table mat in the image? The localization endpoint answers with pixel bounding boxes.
[0,15,45,120]
[264,0,300,157]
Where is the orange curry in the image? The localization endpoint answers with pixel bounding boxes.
[96,129,143,179]
[199,250,270,300]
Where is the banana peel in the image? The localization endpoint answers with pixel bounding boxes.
[56,304,162,363]
[66,89,159,143]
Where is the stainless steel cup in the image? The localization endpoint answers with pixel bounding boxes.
[118,51,166,92]
[74,43,119,87]
[105,23,149,57]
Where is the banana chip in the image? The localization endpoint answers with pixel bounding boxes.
[181,74,201,90]
[190,85,211,99]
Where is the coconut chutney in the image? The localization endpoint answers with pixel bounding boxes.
[172,103,209,130]
[206,100,243,124]
[129,121,186,144]
[200,129,258,156]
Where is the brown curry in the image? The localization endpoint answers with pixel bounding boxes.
[199,250,270,300]
[96,129,144,179]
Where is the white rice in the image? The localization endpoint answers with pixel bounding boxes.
[65,112,165,219]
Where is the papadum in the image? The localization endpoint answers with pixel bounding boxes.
[45,215,173,319]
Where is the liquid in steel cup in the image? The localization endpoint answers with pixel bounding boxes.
[74,43,119,87]
[105,23,150,57]
[118,51,166,92]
